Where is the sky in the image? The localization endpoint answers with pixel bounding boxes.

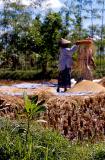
[0,0,104,38]
[0,0,65,9]
[0,0,65,34]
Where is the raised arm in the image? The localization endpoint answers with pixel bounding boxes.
[66,45,78,55]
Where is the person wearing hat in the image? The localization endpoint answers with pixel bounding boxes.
[57,38,78,92]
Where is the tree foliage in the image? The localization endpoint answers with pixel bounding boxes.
[0,0,105,71]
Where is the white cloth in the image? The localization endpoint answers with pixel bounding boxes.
[58,45,78,71]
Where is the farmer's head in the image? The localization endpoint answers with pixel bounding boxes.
[59,38,71,48]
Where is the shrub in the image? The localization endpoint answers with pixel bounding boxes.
[92,150,105,160]
[0,118,72,160]
[0,70,53,80]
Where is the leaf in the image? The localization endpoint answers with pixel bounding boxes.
[37,100,45,106]
[35,105,46,114]
[30,95,38,104]
[30,103,37,113]
[24,94,32,113]
[30,105,46,118]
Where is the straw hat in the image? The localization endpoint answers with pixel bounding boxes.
[59,38,71,45]
[75,39,93,45]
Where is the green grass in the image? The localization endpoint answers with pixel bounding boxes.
[1,118,105,159]
[0,60,105,80]
[0,118,72,160]
[0,69,53,80]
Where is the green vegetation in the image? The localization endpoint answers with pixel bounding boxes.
[0,0,105,79]
[23,94,46,143]
[0,69,55,80]
[0,118,72,160]
[1,118,105,160]
[0,95,105,159]
[0,0,105,159]
[0,94,71,159]
[0,67,104,80]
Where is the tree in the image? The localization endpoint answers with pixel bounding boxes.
[61,0,102,40]
[39,12,66,72]
[0,0,32,68]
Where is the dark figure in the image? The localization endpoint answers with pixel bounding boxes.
[11,54,20,70]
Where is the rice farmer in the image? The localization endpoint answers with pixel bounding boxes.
[75,37,96,82]
[57,38,78,92]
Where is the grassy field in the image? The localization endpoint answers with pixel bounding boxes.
[0,55,105,80]
[0,118,105,160]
